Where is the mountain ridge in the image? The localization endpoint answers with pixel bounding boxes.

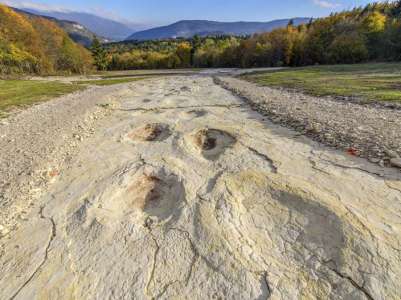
[13,8,108,46]
[127,18,311,41]
[18,8,144,41]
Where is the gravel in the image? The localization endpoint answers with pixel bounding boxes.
[215,76,401,168]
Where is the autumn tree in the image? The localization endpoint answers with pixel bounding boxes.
[175,42,192,67]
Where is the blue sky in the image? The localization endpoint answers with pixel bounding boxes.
[2,0,376,25]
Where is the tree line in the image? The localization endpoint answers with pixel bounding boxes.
[2,1,401,75]
[93,1,401,70]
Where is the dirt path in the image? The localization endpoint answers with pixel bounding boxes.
[1,76,400,300]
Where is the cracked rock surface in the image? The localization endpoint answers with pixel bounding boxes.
[1,76,401,300]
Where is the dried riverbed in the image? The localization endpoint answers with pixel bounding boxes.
[0,76,400,299]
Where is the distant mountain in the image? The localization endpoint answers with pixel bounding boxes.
[127,19,311,41]
[19,8,141,41]
[13,8,108,46]
[53,19,110,46]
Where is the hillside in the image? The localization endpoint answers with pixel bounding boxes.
[0,4,93,75]
[13,8,108,47]
[53,19,109,46]
[126,18,310,41]
[21,8,142,41]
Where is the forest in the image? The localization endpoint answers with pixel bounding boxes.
[98,1,401,70]
[0,4,93,75]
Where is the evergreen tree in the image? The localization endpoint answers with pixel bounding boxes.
[91,37,108,71]
[190,35,201,66]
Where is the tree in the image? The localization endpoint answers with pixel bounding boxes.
[362,11,387,59]
[362,11,386,33]
[328,32,368,64]
[91,37,108,70]
[176,42,192,67]
[190,35,201,66]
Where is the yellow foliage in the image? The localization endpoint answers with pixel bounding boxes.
[0,4,93,75]
[176,42,192,67]
[363,11,387,33]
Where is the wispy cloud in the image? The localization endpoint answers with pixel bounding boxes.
[0,0,69,12]
[0,0,142,25]
[312,0,341,9]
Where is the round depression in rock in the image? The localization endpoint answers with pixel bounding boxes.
[84,164,186,225]
[189,128,236,160]
[126,171,185,223]
[127,123,170,142]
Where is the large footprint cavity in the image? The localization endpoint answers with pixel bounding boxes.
[64,163,188,298]
[126,123,170,142]
[129,168,186,225]
[206,170,383,299]
[187,128,236,160]
[67,163,186,232]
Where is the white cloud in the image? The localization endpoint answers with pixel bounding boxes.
[312,0,341,9]
[0,0,69,12]
[0,0,141,25]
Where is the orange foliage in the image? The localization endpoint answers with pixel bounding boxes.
[0,4,93,74]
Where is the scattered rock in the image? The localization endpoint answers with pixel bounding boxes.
[390,158,401,168]
[73,134,83,141]
[368,157,381,164]
[385,149,399,159]
[215,77,401,168]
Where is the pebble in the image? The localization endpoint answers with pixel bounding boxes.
[369,157,381,163]
[73,134,84,141]
[390,158,401,168]
[385,149,399,159]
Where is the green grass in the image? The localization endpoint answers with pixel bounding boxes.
[242,63,401,102]
[76,77,145,86]
[0,77,147,116]
[0,75,150,117]
[0,80,84,115]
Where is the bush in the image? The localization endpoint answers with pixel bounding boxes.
[328,33,369,64]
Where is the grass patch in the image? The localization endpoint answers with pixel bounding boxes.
[76,77,145,86]
[0,80,84,115]
[242,63,401,102]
